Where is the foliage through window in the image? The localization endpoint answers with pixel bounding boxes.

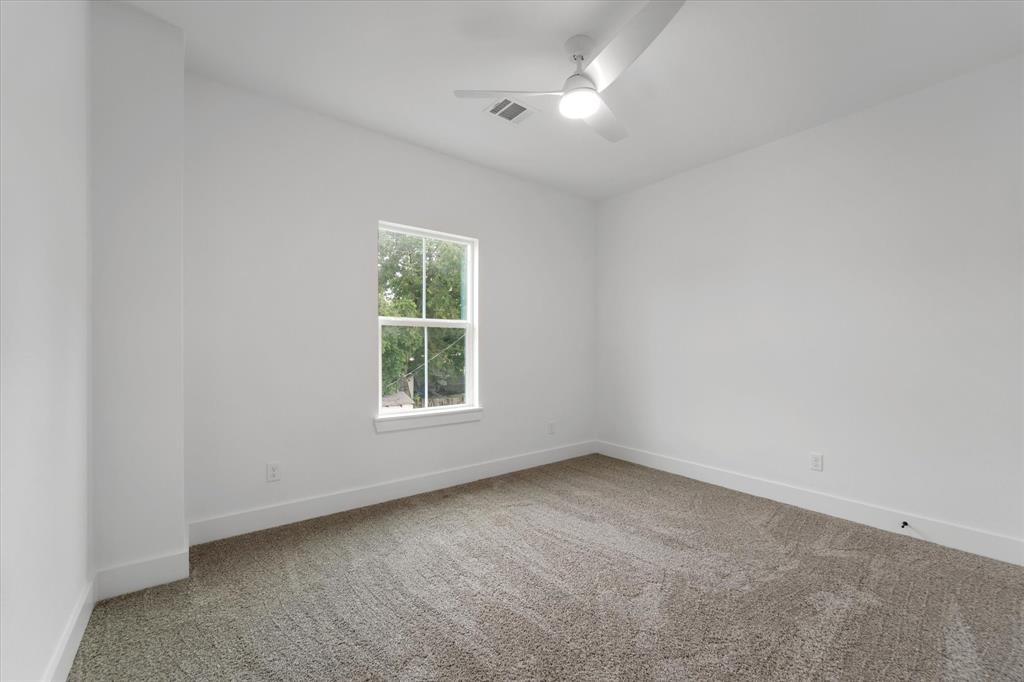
[378,223,476,414]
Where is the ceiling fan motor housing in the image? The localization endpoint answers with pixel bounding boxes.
[558,73,601,119]
[562,73,597,94]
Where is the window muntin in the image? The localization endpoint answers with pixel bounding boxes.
[378,223,476,415]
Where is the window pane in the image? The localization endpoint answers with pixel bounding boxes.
[378,231,423,317]
[381,326,424,411]
[425,238,466,320]
[427,327,466,408]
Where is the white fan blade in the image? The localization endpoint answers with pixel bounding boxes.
[584,0,685,92]
[584,98,628,142]
[454,90,562,99]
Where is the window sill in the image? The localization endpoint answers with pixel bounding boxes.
[374,406,483,433]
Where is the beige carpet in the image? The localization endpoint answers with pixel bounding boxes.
[70,455,1023,680]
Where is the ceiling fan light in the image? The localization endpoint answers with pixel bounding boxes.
[559,88,600,119]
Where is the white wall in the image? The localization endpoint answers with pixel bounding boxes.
[184,75,597,529]
[0,1,92,679]
[91,1,188,594]
[597,58,1024,554]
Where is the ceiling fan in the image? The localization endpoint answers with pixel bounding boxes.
[454,0,685,142]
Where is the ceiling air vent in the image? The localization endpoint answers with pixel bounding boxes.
[485,98,533,125]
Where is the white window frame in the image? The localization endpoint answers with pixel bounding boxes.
[375,221,481,432]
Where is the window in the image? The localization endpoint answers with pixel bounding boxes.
[376,222,478,430]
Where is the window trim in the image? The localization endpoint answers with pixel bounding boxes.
[376,221,479,428]
[374,406,484,433]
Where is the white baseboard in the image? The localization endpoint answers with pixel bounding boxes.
[597,441,1024,566]
[189,440,600,545]
[42,578,94,682]
[96,549,190,601]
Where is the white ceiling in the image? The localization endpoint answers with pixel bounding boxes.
[130,0,1023,199]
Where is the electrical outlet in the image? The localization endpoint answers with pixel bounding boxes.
[547,420,556,435]
[266,462,281,482]
[809,452,823,472]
